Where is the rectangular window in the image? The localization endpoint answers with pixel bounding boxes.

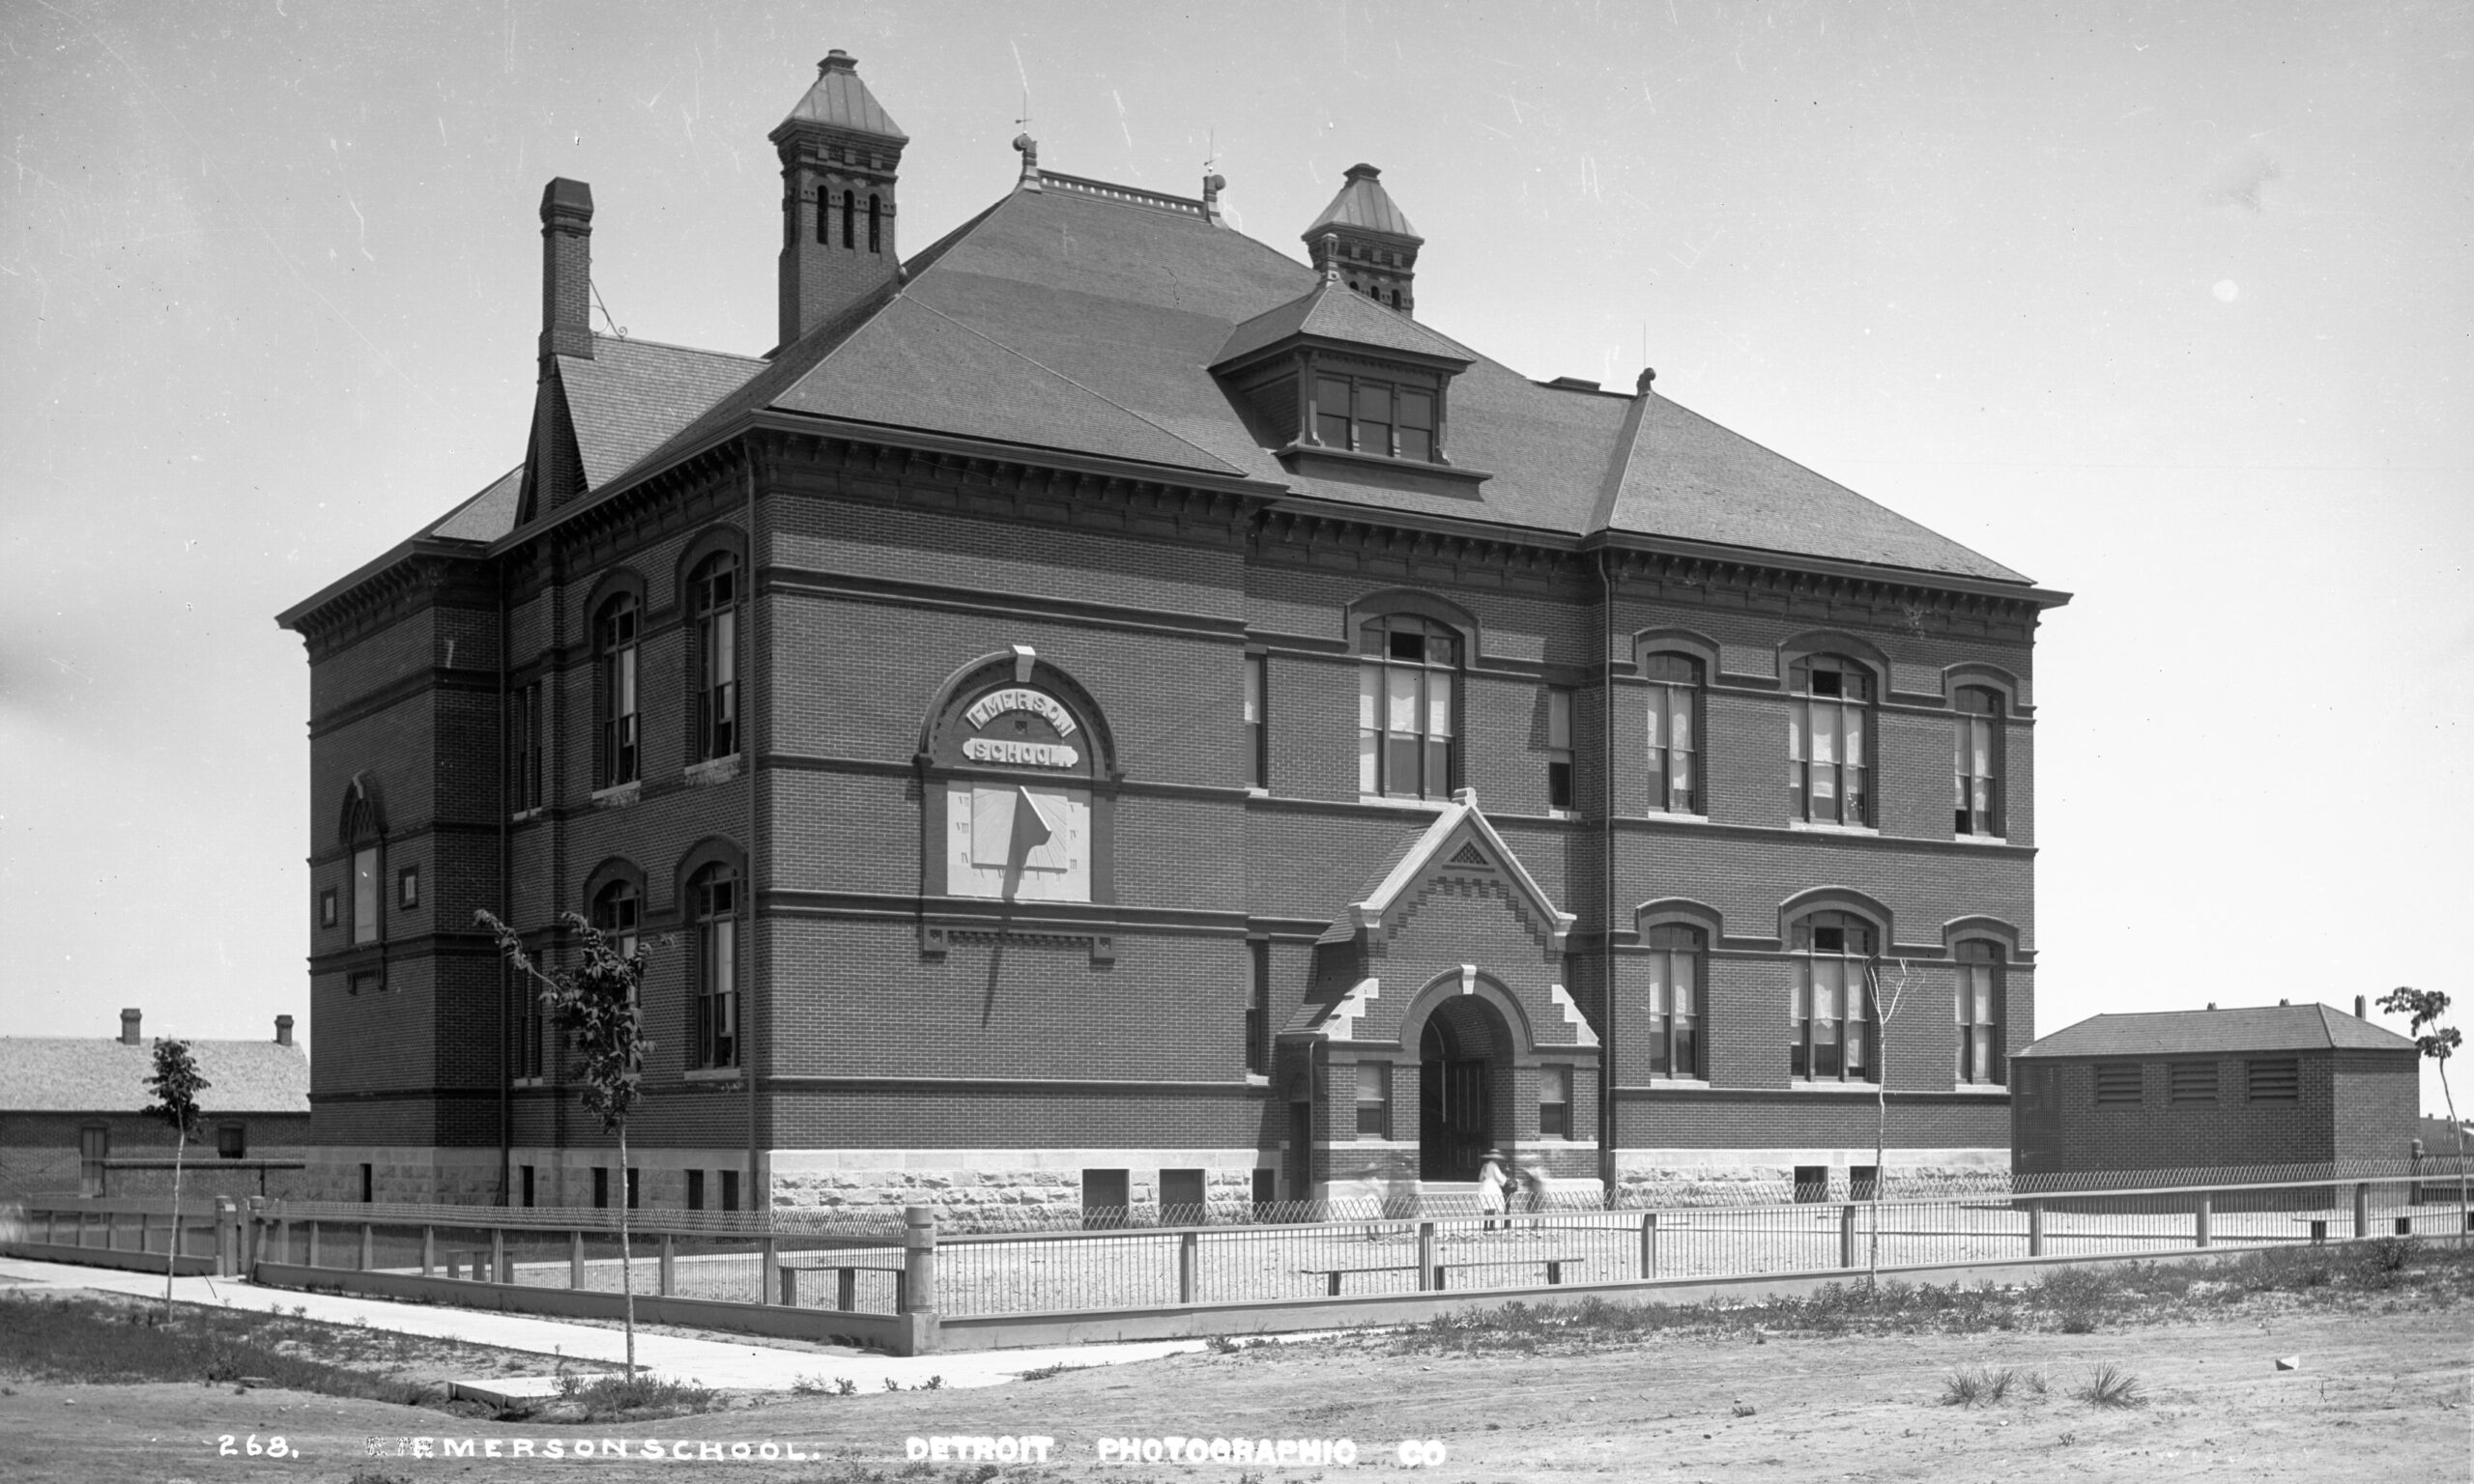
[2093,1062,2143,1105]
[397,865,419,912]
[1246,940,1271,1076]
[319,889,337,928]
[2169,1061,2219,1105]
[1791,916,1874,1081]
[1396,390,1434,462]
[694,559,739,761]
[79,1127,108,1197]
[686,1169,705,1211]
[1643,655,1702,813]
[360,1162,374,1203]
[626,1166,639,1211]
[216,1125,245,1159]
[511,680,545,813]
[592,1166,610,1209]
[1646,927,1703,1078]
[1545,688,1574,810]
[1790,658,1872,825]
[1314,376,1352,448]
[1356,1062,1391,1139]
[1954,688,2003,836]
[2247,1058,2299,1102]
[1792,1165,1828,1203]
[1160,1168,1207,1226]
[720,1169,739,1213]
[599,602,641,787]
[1539,1064,1572,1138]
[521,1164,535,1208]
[1244,654,1268,789]
[352,846,380,944]
[1955,943,2002,1085]
[1081,1168,1131,1230]
[1357,616,1456,799]
[695,871,739,1070]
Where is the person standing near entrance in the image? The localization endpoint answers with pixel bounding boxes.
[1477,1149,1510,1230]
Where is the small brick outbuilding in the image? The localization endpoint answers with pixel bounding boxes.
[2011,1000,2418,1180]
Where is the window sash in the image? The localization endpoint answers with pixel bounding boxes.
[1794,955,1874,1080]
[1356,1063,1391,1138]
[1357,627,1457,798]
[352,846,379,944]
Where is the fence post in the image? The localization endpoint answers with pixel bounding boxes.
[307,1219,322,1269]
[2194,1193,2212,1249]
[1839,1204,1857,1269]
[360,1223,374,1272]
[217,1199,239,1276]
[491,1227,507,1284]
[1639,1212,1658,1279]
[2353,1184,2370,1241]
[837,1267,856,1312]
[1178,1229,1199,1305]
[901,1206,937,1316]
[659,1234,676,1298]
[277,1216,292,1265]
[570,1229,586,1289]
[1416,1220,1437,1292]
[761,1233,780,1305]
[778,1264,799,1307]
[108,1209,123,1252]
[2028,1200,2045,1258]
[421,1225,435,1276]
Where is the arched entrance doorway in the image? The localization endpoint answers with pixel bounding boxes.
[1420,995,1511,1182]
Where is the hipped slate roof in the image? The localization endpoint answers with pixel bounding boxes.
[1306,164,1423,242]
[777,52,906,140]
[0,1038,311,1115]
[2017,1004,2418,1059]
[395,166,2043,592]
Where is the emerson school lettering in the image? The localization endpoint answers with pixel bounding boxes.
[276,49,2067,1219]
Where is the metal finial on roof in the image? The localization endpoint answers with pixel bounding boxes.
[1201,172,1226,226]
[1013,132,1042,191]
[1636,367,1657,394]
[820,49,857,75]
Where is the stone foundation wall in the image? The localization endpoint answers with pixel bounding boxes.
[1613,1147,2010,1207]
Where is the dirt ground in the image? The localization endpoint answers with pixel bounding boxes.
[2,1302,2465,1483]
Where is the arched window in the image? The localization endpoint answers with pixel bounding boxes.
[1357,614,1459,799]
[867,193,881,253]
[689,554,738,761]
[1389,289,1402,309]
[1645,924,1704,1078]
[1791,910,1877,1082]
[344,790,382,946]
[841,188,855,250]
[1789,655,1872,826]
[596,594,640,788]
[690,865,738,1069]
[1956,940,2003,1085]
[1643,653,1703,814]
[1953,686,2003,837]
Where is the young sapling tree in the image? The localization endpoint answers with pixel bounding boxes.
[141,1038,210,1321]
[477,908,657,1373]
[1862,958,1915,1282]
[2379,985,2465,1246]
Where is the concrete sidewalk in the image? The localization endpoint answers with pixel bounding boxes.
[0,1256,1221,1391]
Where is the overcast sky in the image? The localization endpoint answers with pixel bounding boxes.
[4,2,2467,1115]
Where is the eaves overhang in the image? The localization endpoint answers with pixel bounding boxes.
[274,534,491,635]
[1582,527,2072,610]
[486,406,1284,560]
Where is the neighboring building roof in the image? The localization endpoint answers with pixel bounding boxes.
[2017,1004,2419,1059]
[1305,164,1423,242]
[0,1038,311,1115]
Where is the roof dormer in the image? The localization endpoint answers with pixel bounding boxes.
[1212,260,1488,491]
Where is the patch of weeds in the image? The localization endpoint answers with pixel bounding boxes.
[1018,1361,1075,1381]
[548,1373,722,1423]
[1207,1333,1244,1355]
[958,1467,1001,1484]
[791,1374,836,1395]
[883,1377,903,1392]
[347,1473,415,1484]
[2072,1364,2145,1409]
[2024,1368,2049,1398]
[835,1376,859,1396]
[0,1291,429,1407]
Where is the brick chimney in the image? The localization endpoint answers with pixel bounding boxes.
[526,177,593,515]
[276,1014,295,1047]
[120,1008,142,1044]
[770,49,907,350]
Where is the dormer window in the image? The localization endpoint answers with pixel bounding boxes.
[1312,373,1436,461]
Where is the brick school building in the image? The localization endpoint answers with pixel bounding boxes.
[276,50,2066,1219]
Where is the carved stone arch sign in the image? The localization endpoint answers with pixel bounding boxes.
[922,651,1115,906]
